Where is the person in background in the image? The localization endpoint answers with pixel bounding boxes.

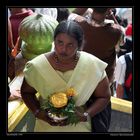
[125,23,132,38]
[115,23,132,101]
[8,86,21,101]
[8,8,34,81]
[117,23,132,57]
[21,20,111,132]
[115,51,132,101]
[33,8,57,20]
[116,8,132,25]
[69,7,123,95]
[8,18,14,52]
[9,8,34,47]
[8,17,15,81]
[8,18,21,100]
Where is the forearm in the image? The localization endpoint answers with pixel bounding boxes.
[22,92,41,114]
[116,84,124,98]
[21,92,66,125]
[86,96,110,117]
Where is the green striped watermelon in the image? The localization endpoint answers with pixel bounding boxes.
[19,13,58,60]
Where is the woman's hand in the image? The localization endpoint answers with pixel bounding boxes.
[35,110,68,126]
[75,107,87,122]
[35,110,58,126]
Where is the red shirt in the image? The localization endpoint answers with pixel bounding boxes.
[9,10,34,45]
[125,24,132,36]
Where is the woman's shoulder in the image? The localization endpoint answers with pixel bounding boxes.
[79,51,107,74]
[80,51,103,60]
[44,51,53,58]
[24,52,51,71]
[26,52,49,66]
[80,51,108,66]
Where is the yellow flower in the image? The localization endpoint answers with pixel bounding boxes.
[50,92,68,108]
[66,88,76,97]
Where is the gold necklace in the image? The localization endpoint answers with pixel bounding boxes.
[53,52,79,65]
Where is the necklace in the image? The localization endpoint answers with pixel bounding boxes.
[53,52,79,65]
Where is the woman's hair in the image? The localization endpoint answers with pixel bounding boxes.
[54,20,84,49]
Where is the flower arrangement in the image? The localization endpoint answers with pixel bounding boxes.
[41,88,79,125]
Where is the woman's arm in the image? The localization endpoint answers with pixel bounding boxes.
[75,76,111,122]
[21,78,41,114]
[21,78,61,125]
[86,76,111,118]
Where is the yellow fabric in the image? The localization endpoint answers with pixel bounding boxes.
[56,70,73,82]
[24,51,107,132]
[34,119,91,132]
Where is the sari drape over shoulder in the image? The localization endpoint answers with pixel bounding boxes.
[23,51,107,132]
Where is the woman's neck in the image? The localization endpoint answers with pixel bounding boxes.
[53,52,78,65]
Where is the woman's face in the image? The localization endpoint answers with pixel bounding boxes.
[54,33,78,60]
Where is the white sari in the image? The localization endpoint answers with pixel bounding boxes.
[24,51,107,132]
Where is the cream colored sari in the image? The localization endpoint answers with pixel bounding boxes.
[24,51,107,132]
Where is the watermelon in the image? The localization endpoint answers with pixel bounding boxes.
[19,13,58,60]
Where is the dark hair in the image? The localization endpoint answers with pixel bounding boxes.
[122,18,128,28]
[54,20,84,49]
[116,15,128,28]
[111,8,116,16]
[93,8,108,14]
[57,8,70,22]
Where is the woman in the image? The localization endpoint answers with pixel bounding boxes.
[21,20,111,132]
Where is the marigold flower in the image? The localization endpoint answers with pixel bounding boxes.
[50,92,68,108]
[66,88,76,97]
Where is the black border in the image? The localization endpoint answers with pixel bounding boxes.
[1,0,138,137]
